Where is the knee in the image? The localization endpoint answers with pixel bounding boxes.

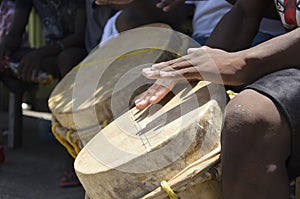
[221,89,285,152]
[221,89,291,159]
[222,96,266,138]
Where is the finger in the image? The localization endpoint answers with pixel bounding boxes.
[145,67,201,80]
[163,59,192,71]
[162,5,172,12]
[153,53,194,70]
[156,0,169,8]
[94,0,109,5]
[151,56,185,70]
[135,82,161,109]
[143,68,177,79]
[135,79,176,110]
[187,48,198,54]
[135,90,154,110]
[156,0,180,12]
[149,80,175,104]
[142,68,163,79]
[146,60,194,77]
[156,2,165,8]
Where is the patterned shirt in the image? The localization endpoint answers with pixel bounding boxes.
[0,0,15,41]
[16,0,85,43]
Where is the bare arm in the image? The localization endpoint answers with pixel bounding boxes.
[233,27,300,82]
[206,0,272,51]
[0,9,31,60]
[17,7,86,80]
[29,8,86,58]
[141,0,300,85]
[115,0,192,32]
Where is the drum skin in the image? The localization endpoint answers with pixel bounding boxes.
[74,81,226,199]
[48,25,198,137]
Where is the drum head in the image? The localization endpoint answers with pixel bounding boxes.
[49,25,199,131]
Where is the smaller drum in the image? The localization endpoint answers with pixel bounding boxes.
[48,25,199,155]
[74,81,227,199]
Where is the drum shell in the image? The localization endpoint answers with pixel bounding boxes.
[75,82,226,199]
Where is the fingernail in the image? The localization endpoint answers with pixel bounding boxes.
[150,96,157,102]
[135,98,141,103]
[140,99,146,104]
[142,68,152,74]
[152,63,162,68]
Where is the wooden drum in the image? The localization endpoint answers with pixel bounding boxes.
[49,24,198,151]
[74,81,227,199]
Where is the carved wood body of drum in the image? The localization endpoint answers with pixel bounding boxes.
[48,25,198,146]
[75,81,227,199]
[142,147,222,199]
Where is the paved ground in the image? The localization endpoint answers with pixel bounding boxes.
[0,112,85,199]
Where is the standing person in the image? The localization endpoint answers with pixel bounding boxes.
[136,0,300,198]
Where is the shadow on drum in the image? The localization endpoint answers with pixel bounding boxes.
[134,82,226,136]
[74,81,226,199]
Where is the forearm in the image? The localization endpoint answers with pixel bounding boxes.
[121,0,193,30]
[35,9,86,57]
[57,8,86,49]
[2,9,31,51]
[234,28,300,83]
[206,3,261,51]
[32,33,85,58]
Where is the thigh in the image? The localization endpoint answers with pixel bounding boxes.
[223,89,291,163]
[246,68,300,178]
[222,89,291,199]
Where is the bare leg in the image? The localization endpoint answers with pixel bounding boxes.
[221,89,291,199]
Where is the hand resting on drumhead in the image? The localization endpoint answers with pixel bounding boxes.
[135,46,246,109]
[135,79,177,110]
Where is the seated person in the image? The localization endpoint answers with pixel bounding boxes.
[85,0,115,52]
[95,0,193,46]
[0,0,87,83]
[0,0,87,187]
[135,0,300,198]
[135,0,286,109]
